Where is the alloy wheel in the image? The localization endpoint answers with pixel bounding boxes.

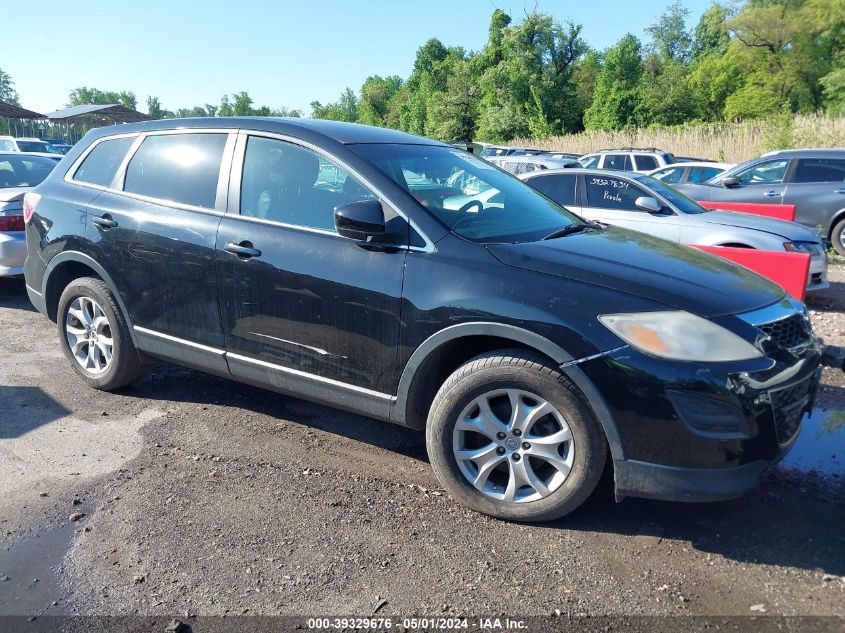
[65,296,114,375]
[452,388,575,503]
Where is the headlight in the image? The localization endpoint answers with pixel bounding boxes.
[784,241,820,255]
[598,311,763,362]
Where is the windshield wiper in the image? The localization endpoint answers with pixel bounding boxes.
[543,223,595,240]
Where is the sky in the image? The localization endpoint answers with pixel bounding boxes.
[4,0,715,116]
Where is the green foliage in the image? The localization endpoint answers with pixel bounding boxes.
[583,34,644,131]
[68,87,136,109]
[0,67,19,105]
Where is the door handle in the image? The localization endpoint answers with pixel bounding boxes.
[763,191,783,197]
[92,215,118,229]
[835,188,845,195]
[224,241,262,259]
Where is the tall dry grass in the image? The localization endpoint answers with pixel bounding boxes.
[511,114,845,163]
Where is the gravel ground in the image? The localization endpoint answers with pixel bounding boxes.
[0,272,843,625]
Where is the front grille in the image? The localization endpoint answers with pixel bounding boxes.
[769,379,812,444]
[759,314,812,349]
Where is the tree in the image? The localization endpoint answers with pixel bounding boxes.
[146,96,165,118]
[358,75,403,127]
[311,87,358,122]
[68,87,136,109]
[691,2,732,59]
[0,67,20,105]
[645,1,692,63]
[583,34,644,131]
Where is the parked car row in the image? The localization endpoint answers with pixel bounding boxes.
[519,168,828,292]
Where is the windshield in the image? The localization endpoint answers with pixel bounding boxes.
[0,155,56,188]
[350,144,583,243]
[632,174,710,215]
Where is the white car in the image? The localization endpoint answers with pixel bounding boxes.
[520,168,829,293]
[0,136,63,155]
[0,153,58,276]
[577,148,676,173]
[648,162,734,185]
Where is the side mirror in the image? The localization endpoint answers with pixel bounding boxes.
[722,176,740,188]
[334,199,386,241]
[634,196,664,214]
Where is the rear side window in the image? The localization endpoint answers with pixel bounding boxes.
[73,136,135,187]
[528,174,577,206]
[585,175,646,211]
[634,155,657,171]
[792,158,845,183]
[689,166,722,182]
[603,154,631,171]
[124,133,227,209]
[0,139,13,151]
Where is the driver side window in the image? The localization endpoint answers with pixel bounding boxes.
[734,159,788,186]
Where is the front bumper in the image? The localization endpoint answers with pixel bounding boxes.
[806,251,829,293]
[579,308,825,502]
[0,230,26,277]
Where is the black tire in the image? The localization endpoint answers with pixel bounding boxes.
[831,217,845,257]
[57,277,148,390]
[426,349,607,522]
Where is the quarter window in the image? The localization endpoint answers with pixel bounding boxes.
[240,136,376,231]
[74,136,135,187]
[585,175,646,211]
[603,154,631,171]
[634,155,657,171]
[579,154,600,169]
[733,159,788,185]
[528,174,577,207]
[124,133,227,209]
[792,158,845,183]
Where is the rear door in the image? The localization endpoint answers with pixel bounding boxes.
[215,132,407,399]
[85,129,235,373]
[783,157,845,231]
[580,173,680,241]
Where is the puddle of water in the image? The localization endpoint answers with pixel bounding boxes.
[0,525,75,616]
[780,408,845,475]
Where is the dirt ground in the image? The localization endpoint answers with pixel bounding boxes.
[0,269,843,629]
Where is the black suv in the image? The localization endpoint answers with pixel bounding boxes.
[23,118,823,522]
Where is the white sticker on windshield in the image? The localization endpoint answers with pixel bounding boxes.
[449,149,496,170]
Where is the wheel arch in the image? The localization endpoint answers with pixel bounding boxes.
[826,207,845,240]
[391,322,625,461]
[42,251,139,347]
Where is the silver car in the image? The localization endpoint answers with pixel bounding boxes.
[520,168,828,293]
[0,153,57,276]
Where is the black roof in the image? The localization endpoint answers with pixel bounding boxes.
[84,117,443,146]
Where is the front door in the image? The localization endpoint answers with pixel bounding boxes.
[580,174,681,242]
[216,133,407,403]
[708,158,791,207]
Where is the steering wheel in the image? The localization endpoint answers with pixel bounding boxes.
[449,199,486,232]
[456,199,484,214]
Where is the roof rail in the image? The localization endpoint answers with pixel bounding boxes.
[597,147,666,153]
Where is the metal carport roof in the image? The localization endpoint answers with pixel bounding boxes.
[0,101,45,119]
[45,104,153,123]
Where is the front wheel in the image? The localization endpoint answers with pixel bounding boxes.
[426,350,607,522]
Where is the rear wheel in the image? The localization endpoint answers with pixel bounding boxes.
[426,350,606,522]
[57,277,148,390]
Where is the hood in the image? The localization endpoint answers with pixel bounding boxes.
[486,226,785,318]
[0,187,28,204]
[695,209,821,242]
